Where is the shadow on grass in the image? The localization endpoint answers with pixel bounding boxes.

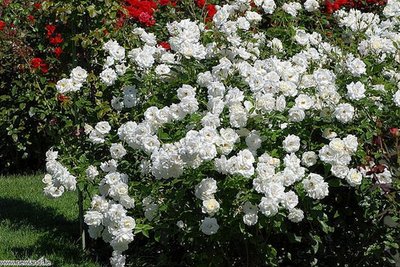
[0,197,104,266]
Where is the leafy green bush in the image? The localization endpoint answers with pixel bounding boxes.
[0,0,127,173]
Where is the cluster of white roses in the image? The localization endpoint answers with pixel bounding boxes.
[167,19,207,60]
[86,121,112,144]
[84,196,135,267]
[56,66,88,94]
[195,178,221,235]
[43,149,76,198]
[47,0,400,266]
[125,25,184,75]
[250,134,325,225]
[319,135,364,186]
[100,40,127,86]
[83,155,135,263]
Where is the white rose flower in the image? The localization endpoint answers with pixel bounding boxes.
[202,198,220,215]
[86,165,99,181]
[245,11,262,23]
[334,103,354,123]
[195,178,217,200]
[84,210,103,226]
[275,95,286,112]
[301,151,318,167]
[200,217,219,235]
[329,138,345,152]
[295,94,314,110]
[268,38,283,52]
[304,0,319,12]
[259,196,279,217]
[376,169,393,184]
[288,107,306,122]
[95,121,111,135]
[288,208,304,222]
[88,225,103,239]
[70,66,88,84]
[282,2,302,17]
[283,134,301,153]
[331,165,349,179]
[100,159,118,173]
[115,64,127,76]
[100,68,118,86]
[281,191,299,210]
[243,201,258,214]
[119,195,135,209]
[84,124,94,135]
[110,143,127,159]
[346,168,362,186]
[155,64,171,76]
[56,78,76,93]
[302,173,329,200]
[347,57,366,77]
[243,213,258,226]
[46,149,58,161]
[89,130,105,144]
[144,203,159,221]
[109,45,126,62]
[346,81,366,100]
[295,29,309,46]
[262,0,276,14]
[343,134,358,153]
[44,185,65,198]
[236,17,250,30]
[246,131,262,152]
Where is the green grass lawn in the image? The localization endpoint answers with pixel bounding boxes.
[0,174,102,267]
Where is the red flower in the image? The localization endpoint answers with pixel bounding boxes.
[138,12,156,27]
[196,0,206,8]
[124,0,158,26]
[54,47,63,58]
[0,20,5,31]
[31,57,44,69]
[159,41,171,50]
[2,0,11,7]
[49,33,63,45]
[206,4,217,21]
[57,94,69,103]
[31,57,48,73]
[27,15,35,23]
[40,63,48,74]
[389,127,399,137]
[45,24,56,37]
[34,2,41,9]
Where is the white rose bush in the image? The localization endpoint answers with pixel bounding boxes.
[42,0,400,266]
